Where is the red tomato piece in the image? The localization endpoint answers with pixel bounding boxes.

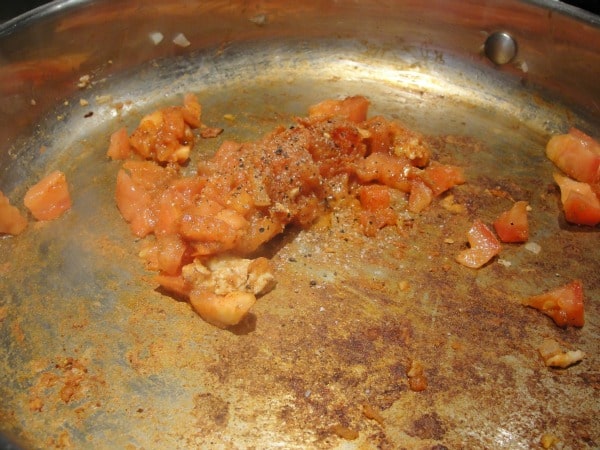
[546,128,600,184]
[23,170,72,221]
[553,173,600,226]
[0,191,27,235]
[418,163,465,196]
[493,201,529,243]
[455,219,502,268]
[523,279,585,327]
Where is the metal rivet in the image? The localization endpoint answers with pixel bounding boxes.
[484,31,517,65]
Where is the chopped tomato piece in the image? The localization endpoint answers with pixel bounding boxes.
[417,163,465,196]
[523,280,584,327]
[0,191,27,235]
[189,290,257,329]
[308,96,370,123]
[355,152,411,192]
[358,185,396,236]
[553,173,600,226]
[23,170,72,221]
[106,127,131,160]
[455,219,502,268]
[493,201,529,243]
[155,273,192,298]
[408,179,433,213]
[546,128,600,184]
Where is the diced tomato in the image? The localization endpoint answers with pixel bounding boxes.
[455,219,502,268]
[308,96,370,123]
[553,173,600,226]
[154,273,192,298]
[156,234,188,275]
[23,170,72,221]
[523,279,585,327]
[189,289,257,328]
[355,152,412,192]
[358,185,397,236]
[0,191,27,235]
[359,184,391,211]
[408,179,433,213]
[546,128,600,184]
[107,127,131,160]
[115,169,155,237]
[417,163,465,196]
[493,201,529,243]
[362,116,395,154]
[182,92,202,128]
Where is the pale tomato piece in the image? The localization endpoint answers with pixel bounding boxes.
[23,170,72,221]
[308,96,370,123]
[156,234,188,276]
[553,173,600,226]
[355,152,411,192]
[115,169,155,237]
[523,280,584,327]
[455,219,502,268]
[493,201,529,243]
[0,191,27,235]
[189,289,256,328]
[408,179,433,213]
[546,128,600,184]
[106,127,131,160]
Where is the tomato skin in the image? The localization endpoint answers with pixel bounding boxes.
[523,280,585,327]
[455,219,502,268]
[553,173,600,226]
[23,170,72,221]
[493,201,529,243]
[546,128,600,184]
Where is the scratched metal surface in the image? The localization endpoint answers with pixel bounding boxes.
[0,1,599,449]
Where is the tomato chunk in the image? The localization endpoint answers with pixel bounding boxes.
[493,201,529,243]
[308,96,370,123]
[106,127,131,160]
[23,170,72,221]
[523,280,585,327]
[455,219,502,268]
[553,173,600,226]
[546,128,600,184]
[0,191,27,235]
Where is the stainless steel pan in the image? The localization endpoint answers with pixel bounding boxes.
[1,1,598,448]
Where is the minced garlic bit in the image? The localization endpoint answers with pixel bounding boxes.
[79,99,89,107]
[95,95,113,105]
[497,258,512,267]
[223,114,236,121]
[443,238,455,244]
[77,74,91,89]
[173,32,191,47]
[149,31,164,45]
[540,433,560,449]
[524,242,541,255]
[537,338,585,369]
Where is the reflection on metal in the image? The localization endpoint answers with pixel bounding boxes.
[484,31,518,65]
